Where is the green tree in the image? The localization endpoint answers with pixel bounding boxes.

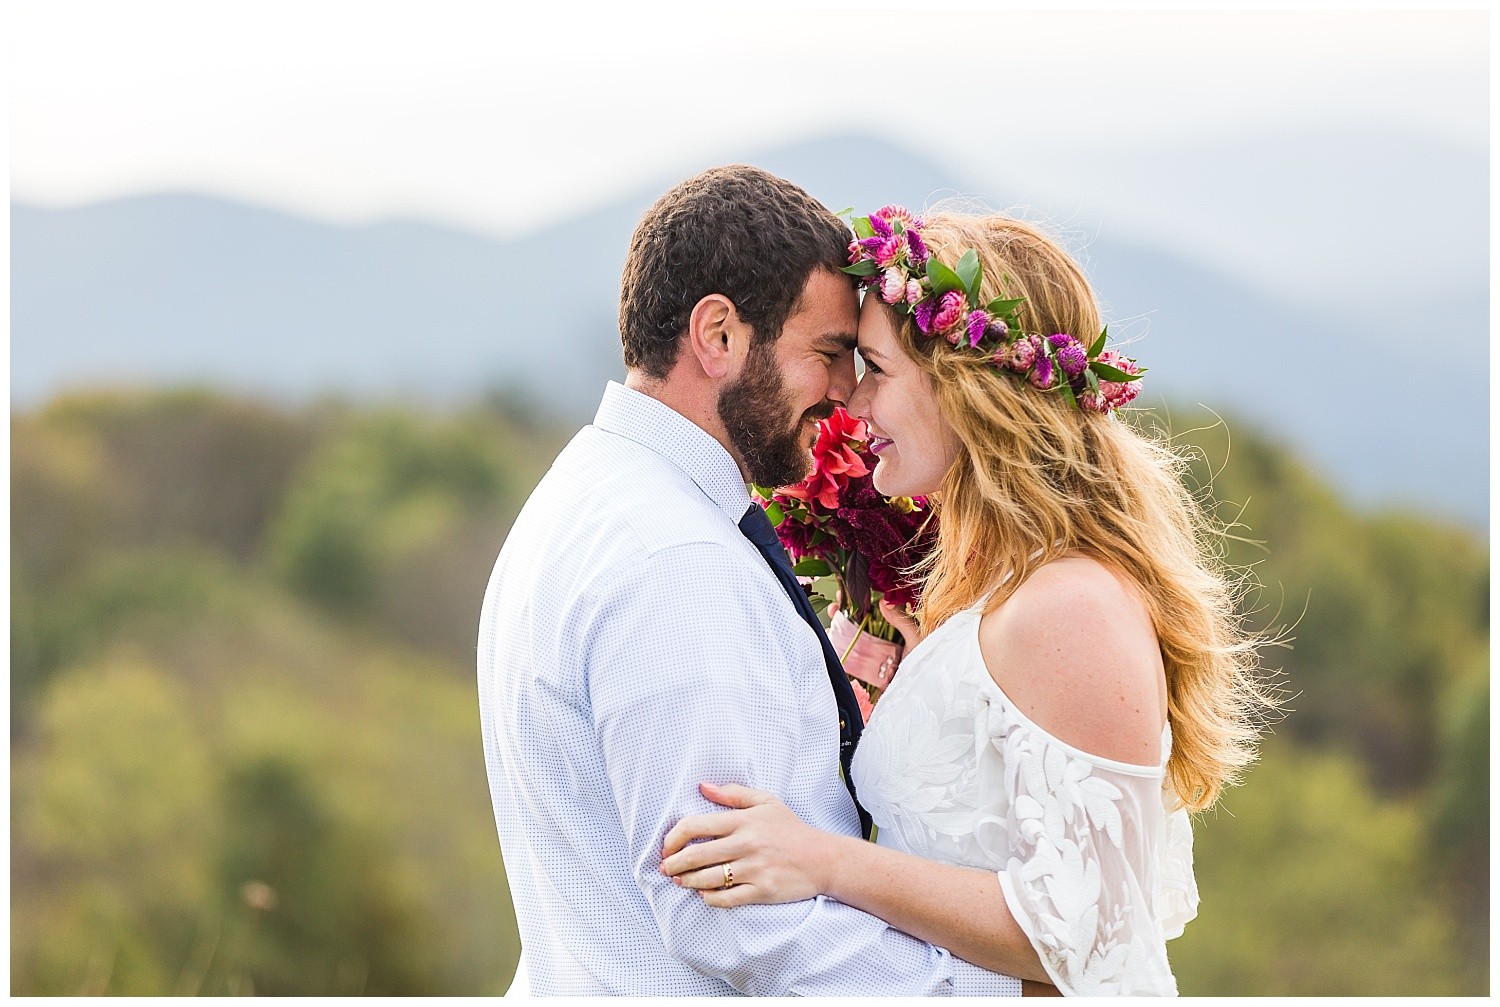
[211,756,446,995]
[1173,738,1468,995]
[12,660,218,994]
[267,408,526,660]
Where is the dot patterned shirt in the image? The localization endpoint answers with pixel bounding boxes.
[477,380,1022,996]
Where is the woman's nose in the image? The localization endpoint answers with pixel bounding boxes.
[846,372,872,419]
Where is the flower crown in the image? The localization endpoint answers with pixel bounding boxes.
[842,205,1144,413]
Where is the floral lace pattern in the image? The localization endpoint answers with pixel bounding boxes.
[850,602,1197,996]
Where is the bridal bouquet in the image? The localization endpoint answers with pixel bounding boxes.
[753,408,936,717]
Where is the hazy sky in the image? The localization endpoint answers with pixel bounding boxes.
[10,4,1490,310]
[13,5,1485,221]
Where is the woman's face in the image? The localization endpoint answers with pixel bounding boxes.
[847,298,961,498]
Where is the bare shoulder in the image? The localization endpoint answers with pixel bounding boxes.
[977,555,1166,767]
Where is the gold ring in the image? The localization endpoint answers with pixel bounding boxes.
[722,863,735,888]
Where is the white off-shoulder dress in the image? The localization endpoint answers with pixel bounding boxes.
[849,598,1199,996]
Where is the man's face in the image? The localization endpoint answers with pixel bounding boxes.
[717,268,860,488]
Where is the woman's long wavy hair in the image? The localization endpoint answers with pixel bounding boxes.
[899,212,1278,812]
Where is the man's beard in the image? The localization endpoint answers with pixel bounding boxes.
[717,341,835,489]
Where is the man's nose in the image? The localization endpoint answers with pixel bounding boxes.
[827,353,858,404]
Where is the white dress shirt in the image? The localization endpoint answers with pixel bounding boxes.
[477,380,1022,996]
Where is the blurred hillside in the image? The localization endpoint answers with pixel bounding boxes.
[10,133,1488,525]
[9,387,1487,995]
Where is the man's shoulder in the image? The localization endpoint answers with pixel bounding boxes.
[530,425,748,560]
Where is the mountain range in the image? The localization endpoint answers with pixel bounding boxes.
[11,134,1487,526]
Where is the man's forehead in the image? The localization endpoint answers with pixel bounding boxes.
[789,269,859,321]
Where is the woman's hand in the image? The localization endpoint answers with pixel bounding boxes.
[879,598,924,650]
[659,783,837,908]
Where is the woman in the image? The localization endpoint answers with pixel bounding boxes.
[659,208,1276,996]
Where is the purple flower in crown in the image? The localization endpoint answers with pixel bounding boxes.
[913,297,938,334]
[858,236,886,256]
[932,291,967,339]
[1030,354,1056,389]
[966,310,992,349]
[869,212,894,239]
[905,225,929,266]
[1049,333,1089,378]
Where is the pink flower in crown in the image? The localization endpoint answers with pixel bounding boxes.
[932,290,967,339]
[880,267,906,304]
[877,205,916,227]
[847,238,864,265]
[999,334,1037,372]
[1108,381,1142,409]
[1095,350,1143,410]
[875,235,905,268]
[1079,389,1108,412]
[1096,349,1138,372]
[905,279,923,304]
[966,310,992,349]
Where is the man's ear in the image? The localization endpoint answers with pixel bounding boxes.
[685,294,751,379]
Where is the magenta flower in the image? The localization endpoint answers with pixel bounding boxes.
[965,310,992,348]
[914,298,938,334]
[1030,354,1056,389]
[905,225,929,265]
[1050,334,1088,378]
[869,213,894,239]
[875,236,904,268]
[932,290,966,334]
[846,238,863,265]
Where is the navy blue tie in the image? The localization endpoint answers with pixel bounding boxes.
[739,503,872,838]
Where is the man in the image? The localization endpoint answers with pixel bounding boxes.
[476,165,1021,995]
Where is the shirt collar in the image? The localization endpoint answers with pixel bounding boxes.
[593,381,753,521]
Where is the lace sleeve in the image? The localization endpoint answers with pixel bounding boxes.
[985,714,1192,997]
